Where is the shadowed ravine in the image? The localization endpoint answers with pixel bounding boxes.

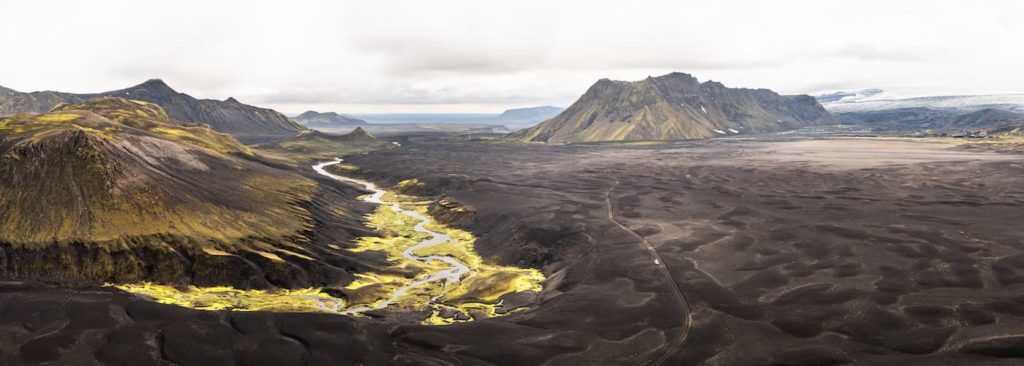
[312,158,472,315]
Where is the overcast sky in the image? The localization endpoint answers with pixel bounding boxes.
[2,0,1023,113]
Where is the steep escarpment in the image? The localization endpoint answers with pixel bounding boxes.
[0,79,305,143]
[0,98,352,288]
[511,72,834,142]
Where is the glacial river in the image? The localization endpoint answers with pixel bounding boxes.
[312,158,471,314]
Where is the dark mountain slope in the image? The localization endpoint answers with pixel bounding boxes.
[0,98,354,288]
[0,80,305,143]
[511,72,834,142]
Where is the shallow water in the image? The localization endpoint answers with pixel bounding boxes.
[312,158,471,314]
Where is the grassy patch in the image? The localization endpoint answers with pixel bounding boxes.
[33,113,81,123]
[113,283,345,312]
[253,129,389,162]
[333,188,545,323]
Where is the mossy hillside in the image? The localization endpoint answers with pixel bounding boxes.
[52,97,252,155]
[1,98,252,156]
[0,98,324,287]
[2,79,307,142]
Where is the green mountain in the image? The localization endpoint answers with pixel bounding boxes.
[511,72,834,142]
[293,110,368,128]
[0,79,305,143]
[0,98,330,288]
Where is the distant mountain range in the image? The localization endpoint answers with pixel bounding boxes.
[815,89,884,104]
[817,89,1024,114]
[355,106,563,127]
[497,106,564,124]
[834,107,1024,135]
[0,79,305,143]
[292,110,368,128]
[512,72,834,142]
[818,89,1024,134]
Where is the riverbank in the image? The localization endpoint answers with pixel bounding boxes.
[111,158,544,325]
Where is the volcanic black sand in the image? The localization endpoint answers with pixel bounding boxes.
[3,137,1024,365]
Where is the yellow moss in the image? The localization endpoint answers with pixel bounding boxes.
[328,163,357,172]
[151,126,252,155]
[250,250,285,262]
[33,113,81,123]
[274,248,315,261]
[201,247,232,256]
[113,283,345,312]
[397,179,426,192]
[113,175,545,326]
[0,173,317,249]
[335,188,545,324]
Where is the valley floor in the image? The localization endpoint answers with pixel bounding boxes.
[3,136,1024,365]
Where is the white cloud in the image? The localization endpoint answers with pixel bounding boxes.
[1,0,1022,113]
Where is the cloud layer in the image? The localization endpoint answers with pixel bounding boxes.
[1,0,1022,113]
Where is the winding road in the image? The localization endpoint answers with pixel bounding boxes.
[313,158,471,315]
[606,179,692,365]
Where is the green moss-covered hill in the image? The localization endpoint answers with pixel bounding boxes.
[0,79,305,143]
[292,110,368,128]
[510,72,835,142]
[254,127,390,162]
[0,98,333,287]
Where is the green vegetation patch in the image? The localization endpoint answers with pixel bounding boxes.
[114,283,345,312]
[114,173,545,325]
[253,128,389,162]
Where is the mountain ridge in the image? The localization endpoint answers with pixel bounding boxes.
[0,79,305,143]
[293,110,368,127]
[511,72,834,142]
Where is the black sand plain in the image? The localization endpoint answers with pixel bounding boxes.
[3,136,1024,365]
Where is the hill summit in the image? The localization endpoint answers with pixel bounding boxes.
[511,72,834,142]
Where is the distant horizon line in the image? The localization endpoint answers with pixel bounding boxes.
[7,77,1024,115]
